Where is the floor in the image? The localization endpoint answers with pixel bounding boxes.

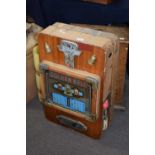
[26,77,129,155]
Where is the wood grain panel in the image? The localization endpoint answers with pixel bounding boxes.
[38,34,105,75]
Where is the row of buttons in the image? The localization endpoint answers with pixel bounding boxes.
[53,83,83,97]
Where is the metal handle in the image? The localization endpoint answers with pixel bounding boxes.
[56,115,87,131]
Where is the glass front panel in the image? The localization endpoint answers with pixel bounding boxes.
[45,70,92,115]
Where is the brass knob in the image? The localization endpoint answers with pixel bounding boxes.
[88,55,96,65]
[45,42,52,53]
[64,84,73,96]
[74,89,79,96]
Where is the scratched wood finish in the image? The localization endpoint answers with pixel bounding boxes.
[38,34,105,76]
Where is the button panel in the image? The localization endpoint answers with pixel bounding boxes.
[46,70,92,115]
[53,83,83,97]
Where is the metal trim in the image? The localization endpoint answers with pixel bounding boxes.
[85,77,98,90]
[58,40,81,68]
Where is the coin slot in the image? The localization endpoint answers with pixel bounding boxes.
[108,52,112,58]
[56,115,87,131]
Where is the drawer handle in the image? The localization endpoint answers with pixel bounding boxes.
[56,115,87,131]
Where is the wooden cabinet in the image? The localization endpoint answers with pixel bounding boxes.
[36,23,118,138]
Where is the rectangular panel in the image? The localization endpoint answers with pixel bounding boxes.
[45,70,92,115]
[52,93,67,107]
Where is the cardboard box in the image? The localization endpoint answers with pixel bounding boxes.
[26,23,43,102]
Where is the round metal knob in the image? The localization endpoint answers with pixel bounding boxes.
[74,89,79,96]
[88,55,96,65]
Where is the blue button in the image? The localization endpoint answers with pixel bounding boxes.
[79,92,83,97]
[53,84,58,89]
[62,86,65,90]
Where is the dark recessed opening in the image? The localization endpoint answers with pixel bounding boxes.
[108,53,112,58]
